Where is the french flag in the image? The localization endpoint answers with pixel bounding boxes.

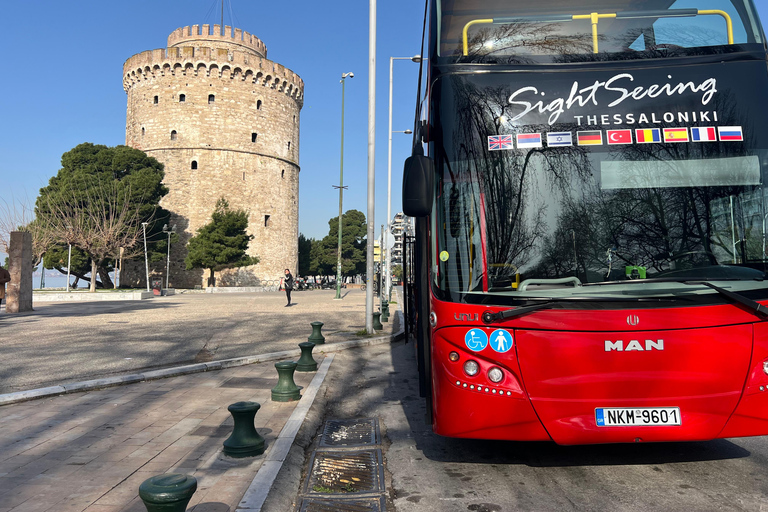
[691,127,717,142]
[718,126,744,142]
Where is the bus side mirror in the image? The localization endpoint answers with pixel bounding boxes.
[402,155,434,217]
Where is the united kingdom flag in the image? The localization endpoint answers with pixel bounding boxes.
[488,135,514,151]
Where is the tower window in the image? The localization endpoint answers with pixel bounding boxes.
[208,94,215,104]
[265,215,271,227]
[179,94,186,102]
[252,133,258,143]
[153,95,158,104]
[287,141,291,150]
[142,127,145,137]
[257,100,262,110]
[171,130,177,140]
[281,169,285,179]
[191,160,198,170]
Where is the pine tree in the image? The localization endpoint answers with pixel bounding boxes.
[185,198,259,286]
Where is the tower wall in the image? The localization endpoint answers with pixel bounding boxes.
[123,25,303,288]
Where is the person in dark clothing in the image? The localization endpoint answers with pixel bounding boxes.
[283,268,294,306]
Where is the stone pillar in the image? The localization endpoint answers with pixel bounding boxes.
[7,231,33,313]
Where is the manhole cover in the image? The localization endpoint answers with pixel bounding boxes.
[219,377,276,388]
[299,497,385,512]
[319,418,380,448]
[305,450,383,495]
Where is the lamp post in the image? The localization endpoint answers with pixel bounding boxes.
[65,225,72,293]
[141,222,150,292]
[386,55,422,299]
[335,72,354,300]
[162,224,176,289]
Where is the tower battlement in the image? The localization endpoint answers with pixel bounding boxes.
[168,24,266,58]
[122,47,304,105]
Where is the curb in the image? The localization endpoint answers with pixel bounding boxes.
[0,311,404,407]
[237,354,336,511]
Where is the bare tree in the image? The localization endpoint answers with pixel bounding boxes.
[0,196,56,270]
[42,182,147,292]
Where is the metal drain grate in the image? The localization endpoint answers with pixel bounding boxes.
[305,450,383,495]
[299,497,385,512]
[319,418,380,448]
[219,377,276,388]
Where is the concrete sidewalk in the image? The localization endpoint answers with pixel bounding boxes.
[0,355,324,512]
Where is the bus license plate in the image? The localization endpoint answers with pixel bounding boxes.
[595,407,681,427]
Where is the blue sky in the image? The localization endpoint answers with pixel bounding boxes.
[0,0,424,242]
[2,1,768,246]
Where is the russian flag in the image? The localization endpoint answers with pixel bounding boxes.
[636,128,661,144]
[691,127,717,142]
[718,126,744,141]
[517,133,543,149]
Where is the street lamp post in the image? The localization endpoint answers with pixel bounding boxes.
[335,72,354,300]
[141,222,150,292]
[386,55,421,299]
[162,224,176,289]
[65,225,72,293]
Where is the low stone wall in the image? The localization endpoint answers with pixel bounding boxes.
[33,291,155,302]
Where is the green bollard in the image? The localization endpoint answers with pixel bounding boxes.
[308,321,326,345]
[381,300,389,322]
[272,361,301,402]
[372,312,383,331]
[222,401,266,458]
[296,342,318,372]
[138,473,197,512]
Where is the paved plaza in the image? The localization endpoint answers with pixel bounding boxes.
[0,289,368,393]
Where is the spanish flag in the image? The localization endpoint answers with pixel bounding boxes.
[663,127,689,143]
[636,128,661,143]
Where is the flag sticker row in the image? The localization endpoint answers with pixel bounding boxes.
[488,126,744,151]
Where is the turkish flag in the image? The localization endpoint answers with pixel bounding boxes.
[607,129,633,145]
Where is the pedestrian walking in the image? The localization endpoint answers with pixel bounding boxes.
[0,264,10,307]
[283,268,294,306]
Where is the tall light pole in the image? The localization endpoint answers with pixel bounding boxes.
[142,222,150,292]
[366,0,377,333]
[163,224,176,289]
[387,55,421,299]
[335,72,354,300]
[65,225,72,293]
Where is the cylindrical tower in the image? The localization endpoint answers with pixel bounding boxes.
[123,24,304,288]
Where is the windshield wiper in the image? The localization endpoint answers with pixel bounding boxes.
[684,281,768,319]
[482,302,558,323]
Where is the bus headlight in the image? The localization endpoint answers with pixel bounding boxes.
[488,367,504,383]
[464,360,479,377]
[449,351,460,362]
[763,361,768,375]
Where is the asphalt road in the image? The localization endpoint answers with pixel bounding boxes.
[0,289,368,393]
[289,339,768,512]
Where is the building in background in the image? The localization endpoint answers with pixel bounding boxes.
[123,24,304,287]
[390,212,412,268]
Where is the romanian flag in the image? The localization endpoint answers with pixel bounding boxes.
[664,128,689,143]
[636,128,661,144]
[718,126,744,141]
[577,131,603,146]
[691,127,717,142]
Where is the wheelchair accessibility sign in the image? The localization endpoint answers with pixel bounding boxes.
[490,329,514,353]
[465,329,488,352]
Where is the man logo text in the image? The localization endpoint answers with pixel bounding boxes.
[605,340,664,352]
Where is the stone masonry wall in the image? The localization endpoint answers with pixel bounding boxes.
[123,24,303,288]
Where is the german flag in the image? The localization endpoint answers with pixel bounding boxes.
[577,131,603,146]
[663,128,689,143]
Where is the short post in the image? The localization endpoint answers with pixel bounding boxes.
[222,401,266,458]
[272,361,301,401]
[308,321,326,345]
[296,342,318,372]
[381,300,389,322]
[138,473,197,512]
[372,312,383,331]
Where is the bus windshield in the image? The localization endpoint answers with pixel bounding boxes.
[438,0,765,63]
[431,62,768,302]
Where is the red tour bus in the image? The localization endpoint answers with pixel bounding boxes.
[402,0,768,444]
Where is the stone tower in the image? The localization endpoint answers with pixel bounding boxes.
[122,24,304,287]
